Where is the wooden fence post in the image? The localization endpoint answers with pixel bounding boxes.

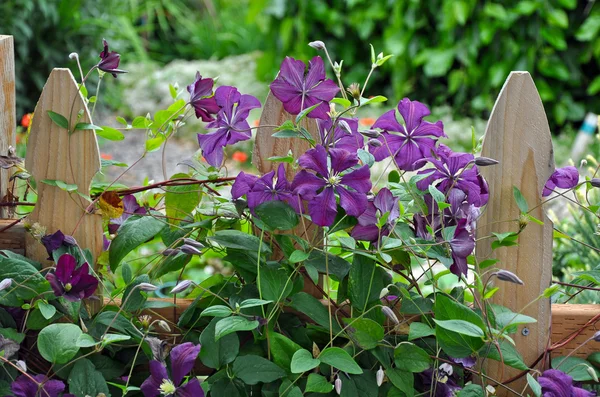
[24,68,103,308]
[0,36,16,219]
[476,72,555,393]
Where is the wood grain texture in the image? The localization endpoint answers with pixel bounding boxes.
[551,304,600,359]
[0,36,16,218]
[0,219,25,254]
[24,69,102,269]
[476,72,554,392]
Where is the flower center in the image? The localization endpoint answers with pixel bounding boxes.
[159,379,177,396]
[64,283,72,292]
[327,174,341,186]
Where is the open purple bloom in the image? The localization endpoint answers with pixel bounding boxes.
[369,98,445,170]
[108,195,147,234]
[542,166,579,197]
[292,145,371,226]
[417,145,488,207]
[415,366,461,397]
[45,254,98,302]
[317,117,364,153]
[352,188,399,242]
[198,86,260,167]
[449,219,475,277]
[539,369,594,397]
[98,39,127,78]
[11,374,65,397]
[187,72,219,122]
[141,342,203,397]
[270,56,339,120]
[40,230,76,260]
[245,164,300,212]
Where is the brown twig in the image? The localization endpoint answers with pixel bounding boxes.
[106,177,236,197]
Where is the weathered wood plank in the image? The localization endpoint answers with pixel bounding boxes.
[551,304,600,358]
[24,69,102,268]
[0,36,16,218]
[476,72,555,392]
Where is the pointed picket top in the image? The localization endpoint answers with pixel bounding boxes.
[25,68,102,268]
[252,93,319,180]
[476,72,554,390]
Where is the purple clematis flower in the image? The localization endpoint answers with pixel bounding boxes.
[187,72,220,122]
[45,254,98,302]
[270,56,339,120]
[538,369,594,397]
[417,145,488,207]
[40,230,77,260]
[542,166,579,197]
[351,188,399,242]
[97,39,127,78]
[369,98,445,170]
[292,145,371,226]
[141,342,203,397]
[317,117,364,153]
[11,374,66,397]
[108,195,147,234]
[231,163,300,212]
[198,85,261,167]
[449,219,475,277]
[415,364,461,397]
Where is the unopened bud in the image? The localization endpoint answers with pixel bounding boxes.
[308,41,326,51]
[494,270,524,285]
[334,377,342,395]
[333,61,343,76]
[16,360,26,372]
[69,52,79,60]
[376,366,384,386]
[368,139,382,148]
[346,82,361,100]
[518,213,529,230]
[139,315,152,329]
[379,287,390,299]
[138,283,158,292]
[474,157,499,166]
[183,238,205,250]
[64,235,77,246]
[587,365,599,382]
[312,342,320,358]
[338,120,352,135]
[180,244,202,255]
[158,320,171,332]
[382,306,399,325]
[170,280,193,294]
[439,363,453,376]
[591,178,600,188]
[163,249,179,257]
[580,159,588,168]
[360,129,380,138]
[0,278,12,291]
[593,330,600,342]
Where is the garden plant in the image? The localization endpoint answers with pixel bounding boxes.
[0,38,598,397]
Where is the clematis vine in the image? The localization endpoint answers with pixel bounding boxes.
[292,145,371,226]
[270,56,339,120]
[369,98,445,171]
[45,254,98,302]
[11,374,66,397]
[351,188,399,242]
[97,39,127,78]
[198,85,261,167]
[231,163,300,212]
[141,342,203,397]
[40,230,77,260]
[542,166,579,197]
[317,117,364,153]
[187,72,219,122]
[538,369,594,397]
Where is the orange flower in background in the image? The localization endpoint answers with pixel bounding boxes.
[101,153,113,160]
[252,119,260,127]
[21,113,33,128]
[359,117,376,127]
[232,151,248,163]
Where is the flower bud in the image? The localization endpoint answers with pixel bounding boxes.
[0,278,12,291]
[376,366,384,387]
[382,306,399,325]
[360,129,380,138]
[333,61,343,76]
[580,159,588,168]
[63,235,77,246]
[593,330,600,342]
[494,270,524,285]
[338,120,352,135]
[138,283,158,292]
[439,363,453,376]
[587,365,599,382]
[158,320,171,332]
[308,41,326,51]
[69,52,79,60]
[163,249,179,257]
[379,287,390,299]
[139,315,152,329]
[183,238,205,250]
[591,178,600,188]
[170,280,193,294]
[474,157,499,166]
[16,360,26,372]
[346,82,361,100]
[334,377,342,395]
[368,139,382,148]
[180,244,202,255]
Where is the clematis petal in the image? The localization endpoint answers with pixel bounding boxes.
[170,342,201,386]
[373,188,397,215]
[308,78,339,101]
[551,166,579,189]
[141,360,169,397]
[292,170,326,200]
[232,172,259,199]
[274,163,289,192]
[55,254,77,285]
[538,370,573,397]
[368,132,405,162]
[177,377,205,397]
[351,224,380,242]
[412,120,446,138]
[197,130,228,167]
[298,145,329,176]
[372,109,405,133]
[279,57,306,89]
[340,165,372,193]
[337,186,368,217]
[308,187,338,227]
[329,148,358,173]
[397,98,431,133]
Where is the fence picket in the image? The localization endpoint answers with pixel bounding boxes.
[0,36,16,218]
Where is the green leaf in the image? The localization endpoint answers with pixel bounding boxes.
[495,312,536,329]
[305,373,333,393]
[331,98,352,108]
[423,48,455,77]
[434,294,486,357]
[232,355,286,385]
[201,305,233,318]
[38,301,56,320]
[480,340,528,370]
[109,214,165,271]
[68,358,110,397]
[513,186,528,213]
[47,111,69,130]
[547,9,568,29]
[0,255,50,306]
[0,328,24,343]
[101,333,131,347]
[289,250,310,264]
[96,126,125,141]
[408,322,436,340]
[76,333,98,348]
[348,254,385,311]
[527,373,542,397]
[320,347,363,374]
[74,123,103,131]
[288,292,342,333]
[41,179,79,192]
[386,368,414,397]
[457,384,485,397]
[295,103,321,124]
[360,95,388,106]
[165,173,201,225]
[394,342,432,372]
[552,356,600,381]
[121,274,151,312]
[254,200,298,231]
[290,349,320,373]
[343,318,384,349]
[214,316,258,341]
[432,319,485,338]
[370,43,376,64]
[239,299,272,309]
[305,250,351,280]
[269,332,302,372]
[428,185,446,204]
[199,317,239,369]
[145,135,165,152]
[38,324,82,364]
[259,265,293,302]
[208,230,271,254]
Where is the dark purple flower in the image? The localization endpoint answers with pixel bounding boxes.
[317,117,364,152]
[98,39,127,78]
[292,145,372,226]
[108,195,147,234]
[239,164,301,212]
[415,365,461,397]
[417,145,488,207]
[11,374,65,397]
[543,166,579,197]
[40,230,76,260]
[270,56,339,120]
[141,342,203,397]
[45,254,98,302]
[369,98,445,170]
[449,219,475,277]
[198,86,261,167]
[351,188,399,242]
[187,72,219,122]
[538,369,594,397]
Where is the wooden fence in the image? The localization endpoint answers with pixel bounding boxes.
[0,35,599,393]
